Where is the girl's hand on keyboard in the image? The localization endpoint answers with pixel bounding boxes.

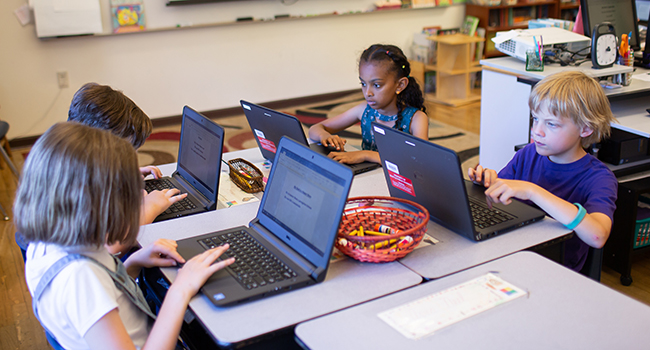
[124,239,185,278]
[173,244,235,300]
[142,189,187,224]
[140,165,163,179]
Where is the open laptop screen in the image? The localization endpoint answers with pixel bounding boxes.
[177,110,222,195]
[260,143,348,259]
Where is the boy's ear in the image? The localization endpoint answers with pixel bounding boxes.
[580,125,594,138]
[396,77,409,94]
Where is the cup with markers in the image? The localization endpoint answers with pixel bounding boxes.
[225,158,264,193]
[335,196,429,263]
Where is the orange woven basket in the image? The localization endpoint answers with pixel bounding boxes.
[227,158,264,193]
[335,196,429,263]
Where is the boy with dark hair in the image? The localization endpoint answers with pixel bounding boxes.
[16,83,185,259]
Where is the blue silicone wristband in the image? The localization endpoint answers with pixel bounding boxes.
[565,203,586,230]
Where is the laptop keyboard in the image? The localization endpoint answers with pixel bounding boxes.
[469,199,515,229]
[144,178,197,215]
[197,230,297,290]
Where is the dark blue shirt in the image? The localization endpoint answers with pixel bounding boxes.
[499,143,618,271]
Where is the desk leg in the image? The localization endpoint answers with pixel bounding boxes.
[604,184,637,286]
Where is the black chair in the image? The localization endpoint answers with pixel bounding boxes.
[579,247,603,282]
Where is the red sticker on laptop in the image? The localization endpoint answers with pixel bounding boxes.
[254,129,276,154]
[385,160,415,196]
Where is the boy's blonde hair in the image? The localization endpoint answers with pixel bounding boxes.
[14,123,142,248]
[528,71,615,147]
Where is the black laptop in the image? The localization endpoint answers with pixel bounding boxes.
[240,100,379,175]
[372,122,546,242]
[176,136,354,307]
[144,106,223,222]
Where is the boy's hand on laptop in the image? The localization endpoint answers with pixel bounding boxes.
[172,244,235,301]
[469,165,498,187]
[140,165,163,179]
[321,135,347,151]
[141,189,188,224]
[484,179,535,206]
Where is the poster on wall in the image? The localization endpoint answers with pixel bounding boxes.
[111,0,146,34]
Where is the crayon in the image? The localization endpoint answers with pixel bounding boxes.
[364,230,390,236]
[374,224,402,235]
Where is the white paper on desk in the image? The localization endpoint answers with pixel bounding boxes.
[377,273,527,340]
[217,172,260,208]
[632,73,650,82]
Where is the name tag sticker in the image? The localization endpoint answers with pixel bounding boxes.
[388,170,415,196]
[373,125,385,135]
[385,160,399,174]
[259,138,277,153]
[254,129,265,139]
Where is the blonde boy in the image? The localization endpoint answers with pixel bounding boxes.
[469,71,618,271]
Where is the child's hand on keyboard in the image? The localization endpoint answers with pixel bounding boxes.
[141,188,187,224]
[140,165,163,179]
[173,244,235,300]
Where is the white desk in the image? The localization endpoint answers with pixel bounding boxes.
[140,147,569,345]
[296,251,650,350]
[138,150,422,347]
[397,217,569,280]
[479,56,650,171]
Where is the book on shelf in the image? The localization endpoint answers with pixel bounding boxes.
[462,15,480,36]
[411,26,441,65]
[111,0,146,34]
[475,27,486,61]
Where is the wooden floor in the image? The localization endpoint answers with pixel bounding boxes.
[1,100,650,349]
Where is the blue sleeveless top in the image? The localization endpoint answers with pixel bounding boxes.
[360,105,417,151]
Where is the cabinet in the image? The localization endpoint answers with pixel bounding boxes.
[413,33,484,107]
[466,1,560,58]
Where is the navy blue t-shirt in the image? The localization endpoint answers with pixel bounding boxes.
[499,143,618,271]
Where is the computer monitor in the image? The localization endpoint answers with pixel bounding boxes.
[580,0,640,51]
[637,0,650,23]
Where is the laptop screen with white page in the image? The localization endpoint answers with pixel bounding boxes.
[175,136,353,306]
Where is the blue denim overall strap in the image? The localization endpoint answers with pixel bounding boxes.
[32,253,157,349]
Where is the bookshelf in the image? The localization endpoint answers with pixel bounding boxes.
[412,34,485,107]
[466,0,560,58]
[558,0,580,21]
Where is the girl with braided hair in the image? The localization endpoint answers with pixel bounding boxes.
[309,44,429,164]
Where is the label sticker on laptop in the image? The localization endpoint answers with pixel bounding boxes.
[258,138,277,153]
[384,160,399,174]
[388,170,415,196]
[254,129,277,153]
[254,129,266,139]
[373,125,386,135]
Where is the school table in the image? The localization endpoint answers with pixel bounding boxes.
[143,147,570,344]
[138,149,423,347]
[295,251,650,350]
[197,147,572,281]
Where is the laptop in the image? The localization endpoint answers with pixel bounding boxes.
[176,136,354,307]
[144,106,224,223]
[240,100,379,175]
[372,122,546,242]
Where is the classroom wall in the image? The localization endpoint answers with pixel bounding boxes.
[0,0,464,140]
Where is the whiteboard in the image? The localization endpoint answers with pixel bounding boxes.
[33,0,103,38]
